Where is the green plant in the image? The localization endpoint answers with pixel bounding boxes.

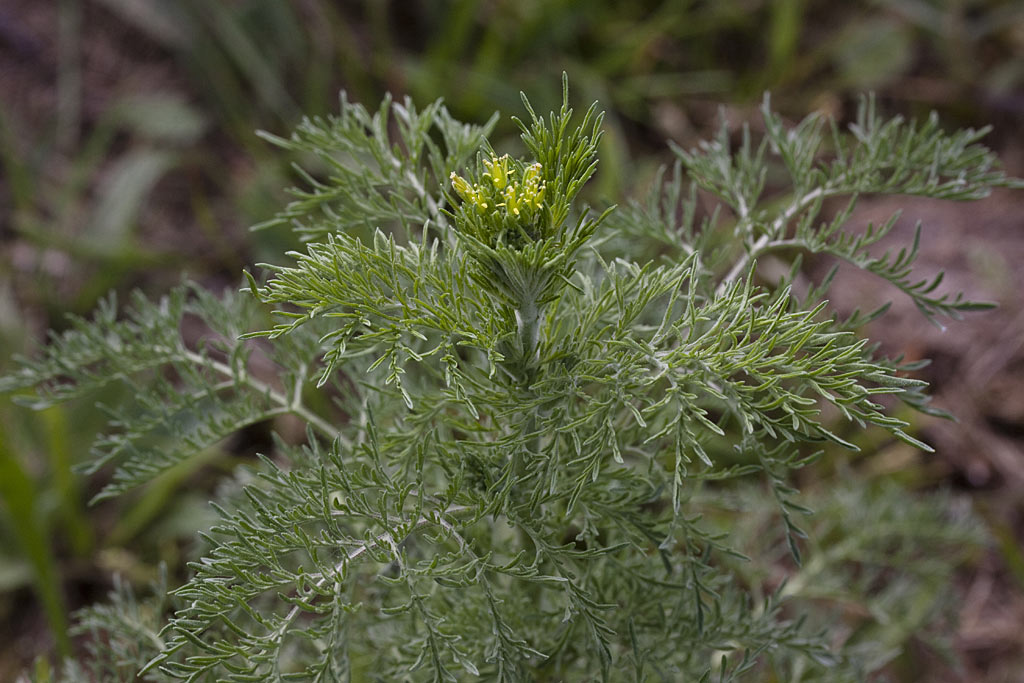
[3,77,1019,681]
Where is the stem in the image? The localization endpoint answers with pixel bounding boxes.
[716,185,837,295]
[180,350,347,447]
[512,292,545,480]
[273,505,473,644]
[515,300,541,366]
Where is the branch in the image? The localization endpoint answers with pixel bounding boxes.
[179,349,346,447]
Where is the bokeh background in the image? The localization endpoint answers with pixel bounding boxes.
[1,1,1023,680]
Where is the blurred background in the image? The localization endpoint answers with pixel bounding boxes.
[0,0,1022,680]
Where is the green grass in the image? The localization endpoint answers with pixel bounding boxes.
[0,424,71,657]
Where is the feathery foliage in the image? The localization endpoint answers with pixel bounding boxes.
[5,78,1019,681]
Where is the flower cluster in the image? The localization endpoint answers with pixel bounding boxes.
[450,154,546,220]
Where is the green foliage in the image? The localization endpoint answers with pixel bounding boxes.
[0,284,335,502]
[252,94,496,241]
[3,80,1019,681]
[670,94,1021,325]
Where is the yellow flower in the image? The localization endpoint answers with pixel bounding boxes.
[482,155,510,190]
[521,163,545,210]
[450,172,489,213]
[522,162,541,189]
[450,172,474,202]
[503,185,521,216]
[453,159,544,220]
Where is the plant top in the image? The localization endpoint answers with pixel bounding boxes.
[2,76,1021,681]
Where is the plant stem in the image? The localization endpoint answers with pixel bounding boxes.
[716,185,838,294]
[181,349,346,447]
